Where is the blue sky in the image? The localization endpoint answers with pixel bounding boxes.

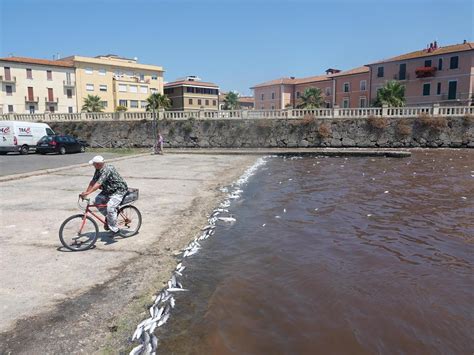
[0,0,472,95]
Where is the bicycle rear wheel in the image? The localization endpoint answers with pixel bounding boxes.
[59,214,99,251]
[117,205,142,237]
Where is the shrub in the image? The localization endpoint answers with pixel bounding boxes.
[168,126,175,137]
[317,123,332,138]
[182,122,193,136]
[417,113,447,131]
[396,118,412,137]
[115,105,127,112]
[367,115,389,130]
[462,114,474,127]
[301,114,316,126]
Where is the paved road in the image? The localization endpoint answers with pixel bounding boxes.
[0,152,120,176]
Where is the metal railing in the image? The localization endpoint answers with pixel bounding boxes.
[0,105,473,122]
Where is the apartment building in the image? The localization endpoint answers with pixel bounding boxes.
[252,41,473,108]
[251,67,369,109]
[62,54,164,112]
[0,56,77,114]
[164,77,219,110]
[367,41,474,106]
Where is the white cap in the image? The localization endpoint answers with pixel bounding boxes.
[89,155,105,165]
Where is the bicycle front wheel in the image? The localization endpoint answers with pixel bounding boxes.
[59,214,99,251]
[117,205,142,237]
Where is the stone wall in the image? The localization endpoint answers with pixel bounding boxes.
[49,115,473,149]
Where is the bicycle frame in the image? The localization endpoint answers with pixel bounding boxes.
[78,198,132,234]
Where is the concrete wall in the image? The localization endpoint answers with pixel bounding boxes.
[49,115,473,149]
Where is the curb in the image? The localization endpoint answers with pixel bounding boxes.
[0,153,151,183]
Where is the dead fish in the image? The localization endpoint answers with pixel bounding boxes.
[170,297,176,308]
[167,287,189,292]
[130,344,144,355]
[157,312,170,327]
[218,217,236,222]
[132,325,144,341]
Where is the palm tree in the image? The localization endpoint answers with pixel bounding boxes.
[297,88,324,109]
[374,80,406,107]
[82,95,103,112]
[146,93,171,111]
[223,91,240,110]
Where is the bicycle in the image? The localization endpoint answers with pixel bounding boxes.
[59,188,142,251]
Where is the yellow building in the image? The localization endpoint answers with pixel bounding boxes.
[63,54,164,112]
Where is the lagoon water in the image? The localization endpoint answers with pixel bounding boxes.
[159,150,473,354]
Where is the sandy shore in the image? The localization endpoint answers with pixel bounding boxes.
[0,153,258,354]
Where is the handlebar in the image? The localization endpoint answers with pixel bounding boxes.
[78,195,91,210]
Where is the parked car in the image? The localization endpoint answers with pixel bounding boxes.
[0,121,55,155]
[36,135,88,155]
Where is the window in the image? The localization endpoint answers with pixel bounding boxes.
[186,87,194,93]
[343,82,350,92]
[118,84,127,92]
[151,74,158,80]
[47,70,52,80]
[198,99,202,105]
[271,105,275,110]
[438,58,443,70]
[189,98,193,105]
[140,86,148,94]
[130,100,138,108]
[119,99,128,107]
[399,63,406,80]
[377,66,384,77]
[141,101,147,108]
[139,73,145,81]
[101,101,108,108]
[85,68,93,74]
[261,93,264,100]
[164,88,174,94]
[68,106,73,113]
[4,67,11,80]
[27,86,34,100]
[150,88,157,94]
[129,85,138,93]
[6,85,12,96]
[359,97,367,108]
[360,80,367,91]
[66,89,73,98]
[86,84,94,91]
[49,106,55,113]
[325,87,331,96]
[271,92,275,99]
[450,56,459,69]
[99,85,107,92]
[296,91,300,98]
[8,105,13,113]
[424,59,432,67]
[448,81,457,100]
[29,106,35,114]
[99,68,106,76]
[423,83,430,96]
[261,106,264,110]
[342,98,349,108]
[205,99,209,105]
[47,88,54,101]
[437,82,441,95]
[213,100,217,106]
[26,68,33,79]
[126,71,133,77]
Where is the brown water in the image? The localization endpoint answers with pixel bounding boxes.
[159,150,474,355]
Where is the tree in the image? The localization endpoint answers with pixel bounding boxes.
[297,88,324,109]
[223,91,240,110]
[115,105,127,112]
[146,93,171,111]
[373,80,406,107]
[82,95,103,112]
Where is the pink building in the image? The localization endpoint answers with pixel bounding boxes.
[252,41,473,109]
[251,67,369,109]
[367,41,474,106]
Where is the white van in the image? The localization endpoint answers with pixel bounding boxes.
[0,121,55,155]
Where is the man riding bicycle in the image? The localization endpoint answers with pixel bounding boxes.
[80,155,128,235]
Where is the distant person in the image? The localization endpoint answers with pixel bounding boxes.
[157,132,164,155]
[80,155,128,235]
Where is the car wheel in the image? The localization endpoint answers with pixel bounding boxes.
[80,145,86,153]
[20,145,29,155]
[59,146,67,155]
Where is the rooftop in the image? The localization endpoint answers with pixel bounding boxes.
[0,56,74,68]
[165,79,219,88]
[368,41,474,65]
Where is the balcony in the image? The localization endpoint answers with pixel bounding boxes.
[63,80,75,87]
[25,96,39,103]
[113,75,150,84]
[415,66,437,78]
[393,73,410,80]
[0,75,17,84]
[45,97,59,104]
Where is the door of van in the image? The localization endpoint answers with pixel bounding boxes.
[0,123,15,148]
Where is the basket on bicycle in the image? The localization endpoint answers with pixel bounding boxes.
[121,188,139,204]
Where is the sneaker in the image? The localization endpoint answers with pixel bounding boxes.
[110,229,122,237]
[104,223,110,231]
